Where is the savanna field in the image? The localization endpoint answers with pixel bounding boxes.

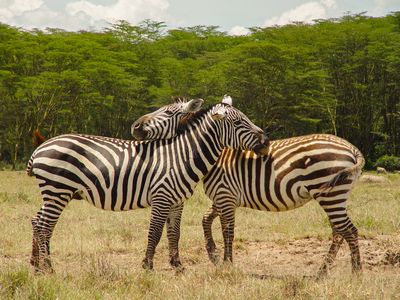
[0,171,399,299]
[1,10,400,300]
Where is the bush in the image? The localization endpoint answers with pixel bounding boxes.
[374,155,400,172]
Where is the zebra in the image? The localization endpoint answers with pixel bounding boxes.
[131,97,203,140]
[131,95,365,276]
[27,98,269,272]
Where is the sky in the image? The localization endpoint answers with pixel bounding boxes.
[0,0,399,34]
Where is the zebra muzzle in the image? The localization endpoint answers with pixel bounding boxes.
[131,122,148,141]
[253,143,269,156]
[253,133,269,155]
[260,133,269,147]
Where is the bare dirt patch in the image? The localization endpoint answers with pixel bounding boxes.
[219,235,400,277]
[3,235,398,277]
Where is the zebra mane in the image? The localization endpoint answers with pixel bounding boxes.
[171,96,187,103]
[176,104,220,135]
[176,103,231,135]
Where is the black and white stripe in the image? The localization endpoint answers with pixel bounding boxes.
[202,134,364,276]
[132,97,365,276]
[27,100,268,272]
[131,98,204,141]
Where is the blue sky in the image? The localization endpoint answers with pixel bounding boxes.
[0,0,399,34]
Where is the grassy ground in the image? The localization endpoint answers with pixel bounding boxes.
[0,171,399,299]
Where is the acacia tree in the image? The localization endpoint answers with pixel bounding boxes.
[0,14,400,168]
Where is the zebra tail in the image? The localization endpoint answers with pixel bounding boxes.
[33,130,46,147]
[26,130,47,176]
[320,148,365,191]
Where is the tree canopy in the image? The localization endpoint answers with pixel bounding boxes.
[1,13,400,169]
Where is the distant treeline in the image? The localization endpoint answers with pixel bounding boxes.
[1,13,400,169]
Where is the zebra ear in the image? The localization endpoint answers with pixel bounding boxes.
[211,106,226,120]
[222,94,233,106]
[171,96,185,103]
[183,98,204,113]
[171,96,181,103]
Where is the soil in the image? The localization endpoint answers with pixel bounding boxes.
[2,235,399,278]
[231,235,400,277]
[178,235,400,277]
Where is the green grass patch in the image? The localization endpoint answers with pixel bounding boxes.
[0,171,399,299]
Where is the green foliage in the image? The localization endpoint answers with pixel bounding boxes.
[0,13,400,168]
[374,155,400,171]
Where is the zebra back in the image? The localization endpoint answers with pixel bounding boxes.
[203,133,364,211]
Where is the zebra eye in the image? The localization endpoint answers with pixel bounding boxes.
[233,119,242,127]
[165,110,174,116]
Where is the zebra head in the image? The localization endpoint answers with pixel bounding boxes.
[132,95,269,155]
[209,97,269,155]
[131,97,204,141]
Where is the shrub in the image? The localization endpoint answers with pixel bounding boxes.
[374,155,400,172]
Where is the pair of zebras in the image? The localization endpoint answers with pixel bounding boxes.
[27,96,364,277]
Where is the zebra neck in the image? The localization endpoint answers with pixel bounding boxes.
[176,112,224,178]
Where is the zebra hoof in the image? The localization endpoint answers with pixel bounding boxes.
[208,253,220,265]
[174,265,185,274]
[30,256,39,268]
[315,266,329,280]
[142,258,153,271]
[33,264,54,275]
[169,257,182,268]
[351,265,362,276]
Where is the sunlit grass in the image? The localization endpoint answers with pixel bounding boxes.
[1,171,399,299]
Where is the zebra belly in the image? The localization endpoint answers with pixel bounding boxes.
[239,189,313,212]
[33,164,153,211]
[83,189,152,211]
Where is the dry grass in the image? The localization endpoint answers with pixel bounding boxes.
[1,171,400,299]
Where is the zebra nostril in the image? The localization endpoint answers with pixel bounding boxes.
[134,122,142,129]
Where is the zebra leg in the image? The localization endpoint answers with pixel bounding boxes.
[166,203,184,269]
[219,202,236,263]
[341,223,361,273]
[30,213,41,269]
[318,198,361,276]
[142,201,170,270]
[316,231,344,278]
[34,198,69,273]
[202,204,220,264]
[31,207,47,268]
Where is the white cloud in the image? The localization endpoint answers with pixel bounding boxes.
[0,0,170,31]
[9,0,43,14]
[321,0,337,9]
[12,6,107,31]
[0,0,44,23]
[66,0,169,25]
[263,0,336,27]
[228,25,250,36]
[0,8,13,22]
[371,0,396,15]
